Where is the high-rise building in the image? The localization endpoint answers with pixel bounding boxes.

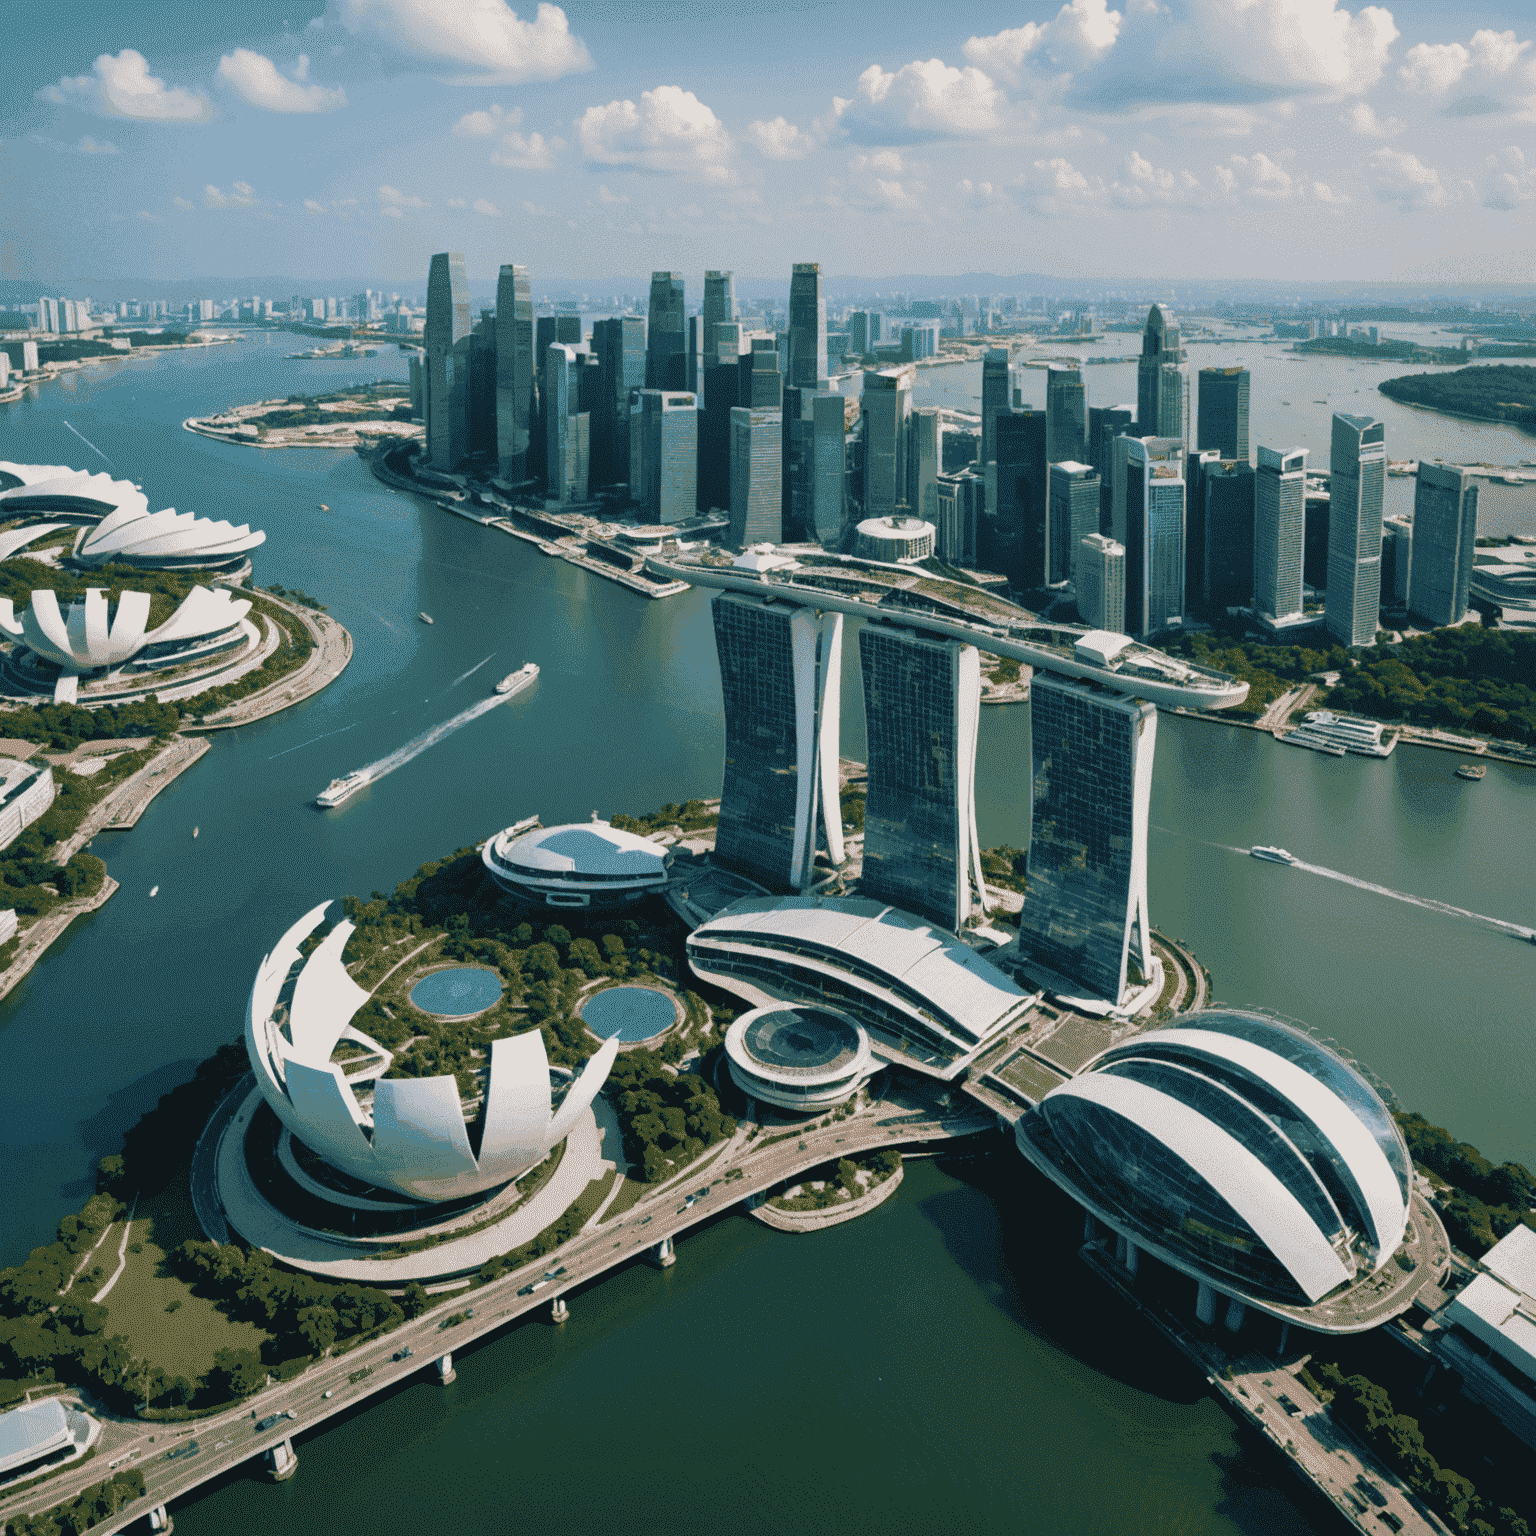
[858,623,987,933]
[730,403,783,548]
[1046,364,1088,467]
[700,325,747,513]
[1016,674,1156,1006]
[849,311,881,355]
[1408,463,1479,627]
[712,593,844,891]
[634,390,698,523]
[1203,461,1256,610]
[788,264,827,392]
[544,344,591,503]
[686,316,705,395]
[1136,304,1185,442]
[590,316,645,491]
[993,409,1049,589]
[646,272,686,390]
[861,367,912,517]
[1076,534,1125,632]
[424,252,471,469]
[1050,462,1101,586]
[1254,446,1307,622]
[1115,436,1185,636]
[810,392,847,546]
[467,313,498,460]
[1325,413,1387,647]
[1381,513,1413,608]
[1184,448,1220,608]
[908,407,941,529]
[1197,367,1250,462]
[494,264,534,484]
[703,271,736,372]
[1090,403,1135,536]
[981,348,1010,467]
[935,470,983,565]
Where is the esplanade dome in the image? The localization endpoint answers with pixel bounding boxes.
[1014,1009,1412,1315]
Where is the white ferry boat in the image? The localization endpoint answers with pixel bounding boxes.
[1250,846,1297,865]
[419,612,433,625]
[316,770,372,808]
[1286,709,1396,757]
[494,662,539,696]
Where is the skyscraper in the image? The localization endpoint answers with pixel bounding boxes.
[1016,674,1156,1006]
[993,409,1049,589]
[424,252,471,469]
[1050,461,1101,587]
[849,311,880,355]
[1184,448,1220,608]
[936,470,984,566]
[494,264,534,484]
[646,272,686,390]
[810,391,847,546]
[467,313,497,460]
[712,593,844,891]
[1254,446,1307,622]
[634,390,698,523]
[1408,463,1479,627]
[730,402,783,548]
[686,316,705,395]
[1325,413,1387,647]
[1197,367,1250,462]
[908,407,941,528]
[858,623,987,933]
[1203,460,1256,610]
[1046,364,1088,467]
[1091,403,1135,537]
[788,263,827,392]
[1076,534,1126,632]
[1136,304,1185,442]
[861,367,912,518]
[1115,436,1185,636]
[591,316,645,491]
[703,271,736,370]
[700,323,747,512]
[1381,514,1413,607]
[544,344,590,503]
[981,348,1010,467]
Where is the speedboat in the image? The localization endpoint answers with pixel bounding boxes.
[1455,763,1486,781]
[419,612,434,625]
[1250,846,1296,865]
[316,770,371,808]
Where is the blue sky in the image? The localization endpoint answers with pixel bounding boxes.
[6,0,1535,285]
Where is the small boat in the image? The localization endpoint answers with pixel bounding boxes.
[318,503,330,512]
[495,662,540,695]
[148,885,159,897]
[316,770,372,808]
[419,612,434,625]
[1455,763,1486,781]
[1250,846,1296,865]
[192,826,199,838]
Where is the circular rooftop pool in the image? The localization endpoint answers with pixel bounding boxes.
[409,966,503,1018]
[581,985,678,1043]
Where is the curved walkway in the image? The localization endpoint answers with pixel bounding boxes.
[198,594,352,730]
[750,1165,904,1232]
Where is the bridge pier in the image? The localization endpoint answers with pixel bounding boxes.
[147,1506,173,1534]
[437,1352,456,1384]
[650,1235,675,1269]
[265,1436,298,1482]
[550,1297,569,1323]
[1195,1281,1217,1326]
[1223,1298,1247,1333]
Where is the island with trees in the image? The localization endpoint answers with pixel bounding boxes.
[1377,363,1536,430]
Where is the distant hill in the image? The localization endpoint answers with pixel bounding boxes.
[1378,364,1536,429]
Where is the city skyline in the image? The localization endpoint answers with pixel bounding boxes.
[7,0,1536,284]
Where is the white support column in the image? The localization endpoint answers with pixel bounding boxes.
[550,1297,569,1323]
[816,612,844,867]
[148,1506,172,1533]
[437,1352,456,1384]
[651,1234,675,1268]
[1223,1298,1247,1333]
[955,643,988,919]
[789,609,820,890]
[1195,1281,1217,1326]
[266,1437,298,1482]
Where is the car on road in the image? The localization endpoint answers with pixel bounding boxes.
[518,1279,550,1296]
[254,1414,288,1433]
[392,1347,414,1362]
[322,1390,333,1399]
[1357,1480,1388,1508]
[543,1267,565,1280]
[165,1440,200,1462]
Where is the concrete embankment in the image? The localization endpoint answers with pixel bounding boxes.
[749,1164,904,1232]
[198,595,352,730]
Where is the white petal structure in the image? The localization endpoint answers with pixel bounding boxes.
[0,583,256,701]
[245,902,620,1202]
[0,463,264,570]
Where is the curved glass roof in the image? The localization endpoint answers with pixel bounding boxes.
[743,1007,861,1076]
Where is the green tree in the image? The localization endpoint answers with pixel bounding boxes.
[207,1347,267,1400]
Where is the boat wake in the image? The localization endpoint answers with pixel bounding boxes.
[267,721,357,761]
[450,653,496,689]
[331,693,512,795]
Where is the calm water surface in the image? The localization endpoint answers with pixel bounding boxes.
[0,339,1531,1536]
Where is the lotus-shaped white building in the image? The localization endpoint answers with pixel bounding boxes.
[0,463,264,571]
[0,584,257,703]
[245,903,619,1202]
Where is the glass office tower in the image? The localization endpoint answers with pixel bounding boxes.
[712,593,844,891]
[424,252,471,469]
[1254,446,1307,621]
[646,271,686,390]
[1016,674,1156,1005]
[494,263,533,484]
[858,623,987,933]
[591,316,645,492]
[1092,403,1135,537]
[1325,413,1386,647]
[1408,462,1478,627]
[1115,436,1185,635]
[1076,534,1125,632]
[730,404,783,547]
[994,408,1049,589]
[1137,305,1185,442]
[634,390,698,523]
[1203,460,1256,610]
[861,367,912,518]
[703,272,736,373]
[788,263,827,391]
[981,348,1010,467]
[1046,364,1088,467]
[1050,461,1102,587]
[1197,367,1250,463]
[908,406,941,528]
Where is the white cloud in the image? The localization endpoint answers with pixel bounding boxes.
[1345,102,1403,136]
[77,135,117,153]
[378,183,428,208]
[447,197,467,207]
[746,115,817,160]
[173,196,195,209]
[577,86,733,182]
[1370,146,1452,209]
[1016,155,1105,208]
[380,205,404,218]
[204,180,259,209]
[1398,29,1536,116]
[1111,149,1204,205]
[38,49,213,122]
[597,183,628,203]
[216,50,345,113]
[1312,180,1350,203]
[958,178,1012,207]
[327,0,591,83]
[491,129,561,168]
[304,198,328,213]
[136,210,159,222]
[964,0,1122,86]
[849,150,905,176]
[473,197,500,215]
[1483,146,1535,209]
[454,104,519,135]
[1398,41,1472,95]
[832,59,1005,144]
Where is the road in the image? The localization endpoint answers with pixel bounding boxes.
[198,594,352,730]
[1257,683,1317,733]
[1,1103,996,1535]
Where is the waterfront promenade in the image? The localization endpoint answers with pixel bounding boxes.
[198,593,352,730]
[0,1101,994,1536]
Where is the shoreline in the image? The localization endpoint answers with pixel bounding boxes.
[197,592,352,729]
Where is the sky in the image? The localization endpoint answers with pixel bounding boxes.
[4,0,1535,288]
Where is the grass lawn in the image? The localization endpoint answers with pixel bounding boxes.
[84,1184,268,1381]
[598,1176,647,1224]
